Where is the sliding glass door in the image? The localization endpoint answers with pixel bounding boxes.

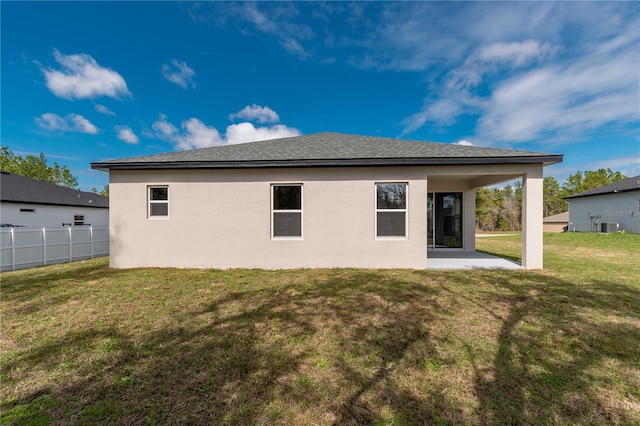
[427,192,463,249]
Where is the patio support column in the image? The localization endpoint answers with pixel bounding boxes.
[522,167,543,269]
[463,189,476,251]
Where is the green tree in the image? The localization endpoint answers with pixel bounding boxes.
[543,176,567,216]
[90,184,110,197]
[476,169,626,231]
[504,183,522,231]
[562,168,627,196]
[476,187,499,231]
[1,147,78,188]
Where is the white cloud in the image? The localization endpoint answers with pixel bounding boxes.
[478,43,639,143]
[151,115,222,150]
[243,3,315,59]
[95,104,115,116]
[189,2,314,60]
[69,114,99,134]
[149,112,300,150]
[35,113,68,131]
[175,118,222,150]
[229,104,280,124]
[401,98,465,135]
[183,2,637,148]
[453,140,474,146]
[225,122,300,145]
[162,59,196,89]
[115,126,139,144]
[151,114,179,139]
[476,40,557,67]
[43,50,131,100]
[35,113,99,134]
[398,3,639,146]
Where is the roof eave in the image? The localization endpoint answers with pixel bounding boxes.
[92,155,563,171]
[0,199,109,208]
[565,187,640,199]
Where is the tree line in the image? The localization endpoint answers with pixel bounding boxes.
[476,168,627,231]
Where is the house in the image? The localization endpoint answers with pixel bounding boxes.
[543,211,569,232]
[0,171,109,228]
[91,132,562,270]
[566,175,640,234]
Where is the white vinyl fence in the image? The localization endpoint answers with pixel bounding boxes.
[0,227,109,272]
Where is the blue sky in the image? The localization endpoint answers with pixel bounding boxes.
[2,1,639,191]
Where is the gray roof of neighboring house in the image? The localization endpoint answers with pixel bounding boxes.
[0,171,109,208]
[92,132,563,171]
[565,175,640,199]
[543,211,569,222]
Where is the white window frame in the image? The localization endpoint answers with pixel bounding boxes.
[148,186,169,219]
[375,182,408,239]
[271,183,303,240]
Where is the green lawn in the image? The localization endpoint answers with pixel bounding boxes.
[1,233,639,425]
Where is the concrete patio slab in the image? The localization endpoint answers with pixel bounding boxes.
[427,250,523,270]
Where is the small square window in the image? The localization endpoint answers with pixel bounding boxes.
[74,215,85,226]
[149,186,169,218]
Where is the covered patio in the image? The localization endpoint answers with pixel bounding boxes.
[426,164,545,270]
[427,250,522,270]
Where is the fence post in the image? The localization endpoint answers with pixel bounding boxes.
[10,228,15,271]
[90,227,94,258]
[68,226,73,262]
[42,227,47,266]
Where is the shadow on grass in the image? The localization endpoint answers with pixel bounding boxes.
[475,248,521,264]
[429,271,640,425]
[1,267,466,424]
[2,263,640,424]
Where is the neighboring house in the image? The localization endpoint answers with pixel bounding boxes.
[566,175,640,234]
[0,171,109,228]
[92,132,562,270]
[543,211,569,232]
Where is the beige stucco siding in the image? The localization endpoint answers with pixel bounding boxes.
[543,222,567,233]
[109,167,428,269]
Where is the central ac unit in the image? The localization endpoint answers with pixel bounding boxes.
[600,222,618,233]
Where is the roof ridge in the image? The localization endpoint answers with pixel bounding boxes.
[91,132,563,171]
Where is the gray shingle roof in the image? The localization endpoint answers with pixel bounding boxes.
[0,171,109,208]
[543,211,569,222]
[565,175,640,199]
[92,132,562,171]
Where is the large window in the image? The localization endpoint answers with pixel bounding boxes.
[272,184,302,238]
[148,186,169,218]
[376,183,407,238]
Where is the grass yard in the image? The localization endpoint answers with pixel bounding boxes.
[1,233,639,425]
